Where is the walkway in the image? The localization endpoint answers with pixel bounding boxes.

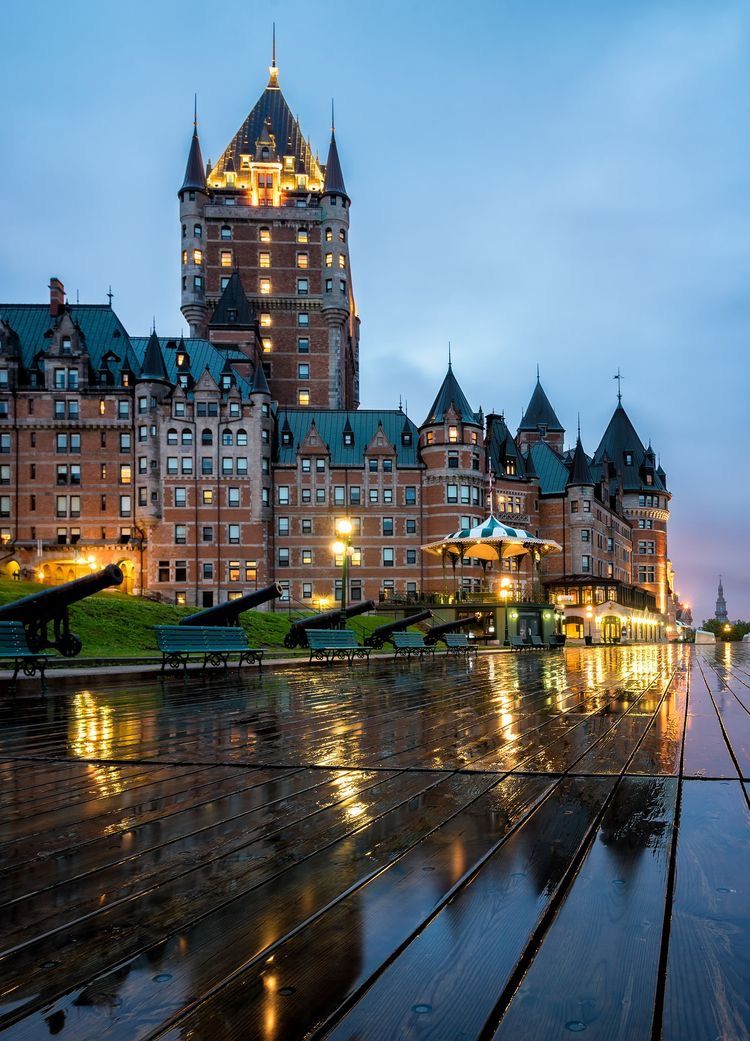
[0,645,748,1040]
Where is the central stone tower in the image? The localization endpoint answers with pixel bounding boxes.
[178,48,359,409]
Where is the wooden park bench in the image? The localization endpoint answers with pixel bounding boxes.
[153,625,264,674]
[529,635,546,650]
[307,629,371,666]
[443,633,478,658]
[0,621,49,687]
[392,632,435,661]
[509,635,528,651]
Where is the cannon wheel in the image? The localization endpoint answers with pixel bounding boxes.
[283,632,299,649]
[57,633,83,658]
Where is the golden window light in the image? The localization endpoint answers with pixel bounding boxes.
[298,390,310,406]
[193,249,203,265]
[220,251,232,268]
[259,252,271,268]
[260,314,272,327]
[260,279,271,295]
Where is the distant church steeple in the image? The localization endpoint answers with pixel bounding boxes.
[715,576,728,623]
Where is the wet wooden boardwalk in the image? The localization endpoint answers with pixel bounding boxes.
[0,644,748,1041]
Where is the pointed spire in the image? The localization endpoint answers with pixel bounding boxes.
[518,375,564,433]
[210,270,256,328]
[251,358,271,397]
[140,330,169,383]
[180,99,207,195]
[268,22,279,88]
[323,107,349,198]
[423,362,477,426]
[567,434,594,487]
[524,446,538,480]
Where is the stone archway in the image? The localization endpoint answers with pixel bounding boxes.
[3,560,20,581]
[117,559,136,595]
[565,615,584,639]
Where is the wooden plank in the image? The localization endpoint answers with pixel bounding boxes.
[490,776,678,1040]
[142,775,555,1041]
[682,660,736,778]
[660,779,750,1041]
[315,776,615,1041]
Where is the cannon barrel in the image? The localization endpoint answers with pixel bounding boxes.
[284,600,376,649]
[0,563,123,656]
[180,582,283,626]
[364,610,433,648]
[425,616,475,645]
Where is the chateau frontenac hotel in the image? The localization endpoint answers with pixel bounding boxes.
[0,55,680,641]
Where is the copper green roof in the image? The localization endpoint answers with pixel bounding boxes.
[423,363,477,426]
[0,303,131,371]
[518,379,564,433]
[529,440,570,495]
[486,413,528,480]
[275,410,421,468]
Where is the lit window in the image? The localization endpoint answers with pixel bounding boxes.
[298,390,310,406]
[182,250,188,265]
[193,249,203,265]
[297,228,308,243]
[259,278,271,295]
[325,228,333,242]
[259,227,271,243]
[260,313,271,327]
[262,338,272,353]
[297,253,309,269]
[202,489,213,505]
[338,254,346,269]
[220,250,232,268]
[448,426,459,443]
[325,253,333,268]
[302,549,313,565]
[339,229,346,243]
[119,464,132,484]
[259,251,271,268]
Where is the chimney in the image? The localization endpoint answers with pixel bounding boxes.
[49,277,65,317]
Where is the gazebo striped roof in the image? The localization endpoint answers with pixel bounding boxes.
[445,515,536,542]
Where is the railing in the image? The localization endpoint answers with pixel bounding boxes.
[379,590,554,607]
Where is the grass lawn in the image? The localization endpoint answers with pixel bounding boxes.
[0,578,402,658]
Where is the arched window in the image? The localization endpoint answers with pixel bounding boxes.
[220,225,232,240]
[182,224,186,238]
[339,229,346,243]
[222,429,233,446]
[236,429,248,446]
[181,428,193,445]
[261,147,269,161]
[325,227,333,242]
[167,428,178,445]
[201,429,213,445]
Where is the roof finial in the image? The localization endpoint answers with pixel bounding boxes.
[193,93,198,131]
[577,412,581,440]
[152,316,156,334]
[448,341,452,368]
[613,368,623,405]
[331,98,335,134]
[536,362,540,381]
[268,23,279,87]
[107,285,113,306]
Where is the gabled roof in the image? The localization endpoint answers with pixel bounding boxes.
[210,271,256,328]
[0,303,131,372]
[423,363,477,426]
[129,337,252,398]
[518,378,564,433]
[528,440,570,496]
[486,413,527,480]
[275,410,421,468]
[323,130,348,197]
[208,74,323,188]
[567,437,594,486]
[139,331,169,382]
[180,126,207,194]
[593,403,666,493]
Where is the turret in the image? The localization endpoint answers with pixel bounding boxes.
[320,104,354,408]
[517,371,565,454]
[179,101,209,338]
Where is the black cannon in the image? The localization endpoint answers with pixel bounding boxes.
[0,563,123,656]
[364,610,433,648]
[284,600,376,649]
[180,582,283,626]
[425,616,475,646]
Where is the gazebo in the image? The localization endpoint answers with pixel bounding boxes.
[421,514,562,644]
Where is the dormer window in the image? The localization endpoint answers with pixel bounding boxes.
[261,147,269,161]
[624,451,634,466]
[227,309,238,323]
[401,431,412,446]
[61,336,72,355]
[221,375,232,390]
[539,424,547,436]
[343,431,354,446]
[281,430,293,446]
[506,460,516,476]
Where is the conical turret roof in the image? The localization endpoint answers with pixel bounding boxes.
[251,359,271,397]
[593,402,666,492]
[567,436,594,486]
[140,331,169,382]
[323,130,348,198]
[423,362,477,426]
[180,125,207,194]
[519,378,564,433]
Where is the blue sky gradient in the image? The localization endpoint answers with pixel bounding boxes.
[1,0,748,621]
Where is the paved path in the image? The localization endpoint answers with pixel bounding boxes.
[0,644,748,1041]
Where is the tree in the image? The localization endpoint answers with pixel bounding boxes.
[702,618,750,642]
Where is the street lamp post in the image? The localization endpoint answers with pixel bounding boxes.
[332,518,353,629]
